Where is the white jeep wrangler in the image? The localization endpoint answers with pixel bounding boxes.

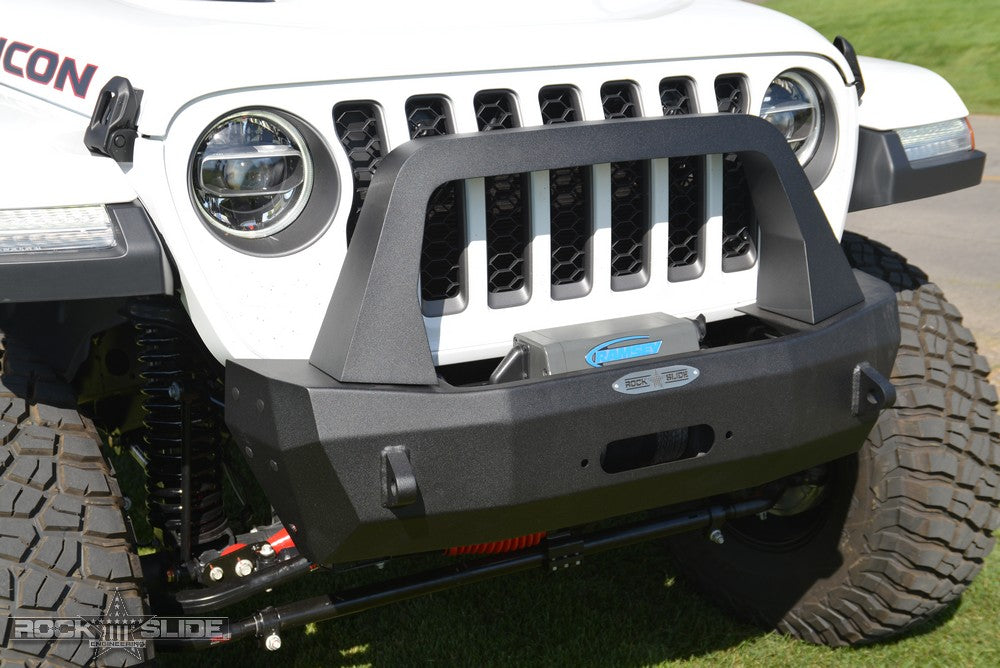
[0,0,996,664]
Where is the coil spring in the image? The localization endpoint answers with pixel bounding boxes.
[131,301,229,551]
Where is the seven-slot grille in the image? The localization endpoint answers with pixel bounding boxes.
[332,74,760,319]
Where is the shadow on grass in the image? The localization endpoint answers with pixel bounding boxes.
[156,540,772,667]
[154,536,972,668]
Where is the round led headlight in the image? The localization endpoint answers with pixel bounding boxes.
[192,111,313,238]
[760,71,824,165]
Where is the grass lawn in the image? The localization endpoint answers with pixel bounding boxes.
[157,531,999,667]
[768,0,1000,114]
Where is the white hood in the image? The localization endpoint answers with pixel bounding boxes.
[0,0,851,134]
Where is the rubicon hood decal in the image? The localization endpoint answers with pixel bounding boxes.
[586,336,663,368]
[0,37,97,98]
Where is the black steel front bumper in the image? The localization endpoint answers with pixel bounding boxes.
[225,114,901,565]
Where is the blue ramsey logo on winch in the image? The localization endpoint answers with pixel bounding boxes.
[585,336,663,368]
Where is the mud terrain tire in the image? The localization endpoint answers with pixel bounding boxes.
[0,334,151,666]
[667,233,1000,646]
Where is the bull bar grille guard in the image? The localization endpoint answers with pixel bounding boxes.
[308,113,866,386]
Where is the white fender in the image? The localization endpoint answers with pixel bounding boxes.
[857,56,969,130]
[0,88,135,209]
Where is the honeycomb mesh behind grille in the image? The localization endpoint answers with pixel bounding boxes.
[406,95,466,306]
[539,86,591,295]
[660,78,703,278]
[714,75,747,114]
[475,90,530,304]
[475,90,520,131]
[667,156,704,270]
[333,102,385,243]
[539,85,583,124]
[721,153,758,267]
[421,184,466,304]
[660,77,695,116]
[406,95,454,138]
[601,81,641,120]
[602,81,649,287]
[714,75,759,269]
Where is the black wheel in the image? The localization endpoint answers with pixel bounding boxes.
[667,232,1000,646]
[0,334,152,666]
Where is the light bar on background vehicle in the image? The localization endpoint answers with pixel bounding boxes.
[896,118,974,162]
[0,205,117,254]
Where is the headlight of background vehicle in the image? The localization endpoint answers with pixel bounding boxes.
[192,111,313,238]
[760,71,824,166]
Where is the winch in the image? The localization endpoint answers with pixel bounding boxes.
[490,312,704,383]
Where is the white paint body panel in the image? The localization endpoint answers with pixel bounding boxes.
[0,89,135,209]
[857,57,969,130]
[0,0,964,367]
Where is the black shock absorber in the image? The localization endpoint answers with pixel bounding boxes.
[130,299,230,557]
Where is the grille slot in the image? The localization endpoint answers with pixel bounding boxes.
[475,90,530,308]
[667,155,705,274]
[406,96,467,312]
[660,77,695,117]
[602,81,650,291]
[539,85,592,299]
[715,75,759,270]
[660,78,705,281]
[406,95,454,137]
[333,101,386,243]
[714,74,747,114]
[721,154,758,270]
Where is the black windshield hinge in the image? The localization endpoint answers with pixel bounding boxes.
[833,36,866,102]
[84,76,143,164]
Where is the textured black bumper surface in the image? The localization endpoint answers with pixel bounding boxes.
[227,272,898,565]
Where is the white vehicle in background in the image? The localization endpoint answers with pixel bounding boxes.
[0,0,995,663]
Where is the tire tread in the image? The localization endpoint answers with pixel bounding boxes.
[0,334,149,667]
[777,233,1000,645]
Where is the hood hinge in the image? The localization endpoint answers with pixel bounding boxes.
[84,76,143,164]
